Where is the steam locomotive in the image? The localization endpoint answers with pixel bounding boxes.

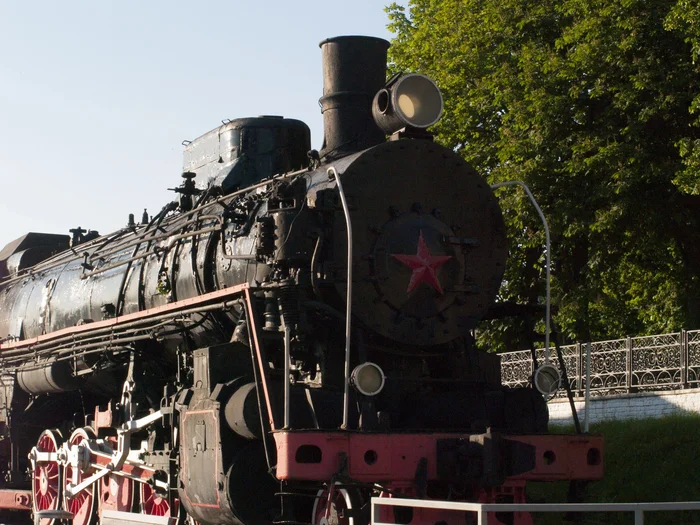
[0,36,602,525]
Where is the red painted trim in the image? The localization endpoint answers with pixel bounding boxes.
[508,434,605,481]
[0,489,32,510]
[1,283,250,351]
[244,288,276,431]
[272,431,604,483]
[88,449,155,482]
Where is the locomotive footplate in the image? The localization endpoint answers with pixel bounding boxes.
[0,489,32,511]
[273,430,603,484]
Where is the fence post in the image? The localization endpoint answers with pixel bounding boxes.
[585,342,591,433]
[626,336,633,393]
[576,342,583,397]
[681,329,689,389]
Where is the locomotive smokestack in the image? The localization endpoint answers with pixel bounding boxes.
[319,36,389,160]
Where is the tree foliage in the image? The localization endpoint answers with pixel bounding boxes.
[387,0,700,349]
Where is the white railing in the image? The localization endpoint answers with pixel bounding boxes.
[371,497,700,525]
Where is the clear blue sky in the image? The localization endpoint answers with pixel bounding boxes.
[0,1,406,246]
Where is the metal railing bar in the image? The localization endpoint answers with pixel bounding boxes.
[370,496,700,525]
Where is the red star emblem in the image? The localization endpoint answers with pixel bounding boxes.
[391,230,452,295]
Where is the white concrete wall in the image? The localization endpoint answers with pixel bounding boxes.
[547,389,700,426]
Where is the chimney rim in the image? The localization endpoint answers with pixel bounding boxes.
[319,35,390,49]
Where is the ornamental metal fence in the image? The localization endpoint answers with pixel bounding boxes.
[500,329,700,397]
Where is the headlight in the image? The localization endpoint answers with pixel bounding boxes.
[350,362,386,396]
[534,363,561,398]
[372,73,444,135]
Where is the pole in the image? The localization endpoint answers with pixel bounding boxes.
[329,167,353,429]
[490,181,551,364]
[283,324,291,429]
[585,342,591,433]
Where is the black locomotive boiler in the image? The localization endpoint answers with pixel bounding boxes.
[0,36,602,525]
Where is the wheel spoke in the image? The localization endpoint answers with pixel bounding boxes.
[62,428,98,525]
[99,473,135,516]
[141,484,177,518]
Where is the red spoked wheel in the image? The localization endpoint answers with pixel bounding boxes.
[98,473,134,517]
[63,427,98,525]
[141,483,179,517]
[312,484,361,525]
[32,429,63,525]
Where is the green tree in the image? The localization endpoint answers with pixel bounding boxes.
[387,0,700,350]
[665,0,700,195]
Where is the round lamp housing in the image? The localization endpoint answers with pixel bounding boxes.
[534,363,561,398]
[372,74,444,135]
[350,362,386,397]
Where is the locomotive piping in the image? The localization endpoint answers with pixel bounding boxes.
[491,180,552,364]
[0,167,308,287]
[242,305,275,474]
[283,324,291,429]
[244,287,276,431]
[328,166,353,429]
[0,284,250,353]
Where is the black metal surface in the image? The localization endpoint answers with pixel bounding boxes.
[183,117,311,192]
[179,355,277,525]
[0,232,69,280]
[16,358,78,395]
[193,343,253,394]
[318,36,389,159]
[224,382,262,439]
[306,139,508,346]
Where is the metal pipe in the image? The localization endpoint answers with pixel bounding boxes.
[84,213,205,262]
[11,228,132,284]
[79,249,159,280]
[283,324,291,429]
[490,181,551,364]
[367,497,700,524]
[328,166,353,429]
[242,306,274,475]
[310,234,323,298]
[0,214,174,286]
[0,168,307,286]
[81,223,223,279]
[244,288,276,431]
[1,300,236,360]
